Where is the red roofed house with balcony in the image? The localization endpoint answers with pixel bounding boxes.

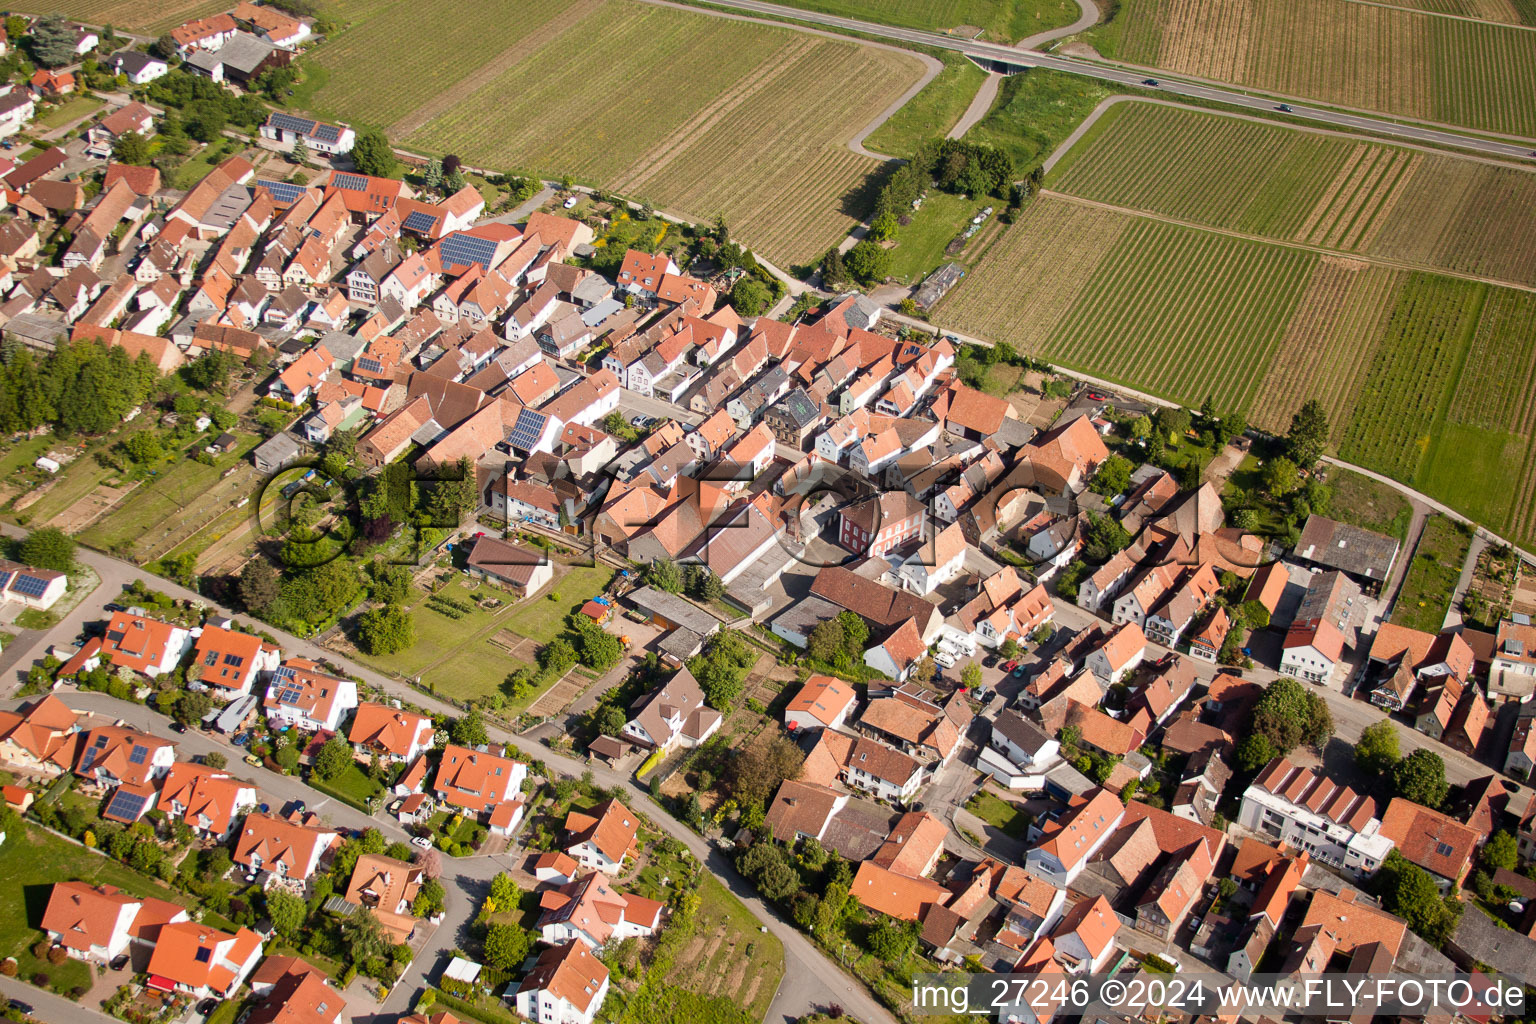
[74,727,175,788]
[1051,894,1121,973]
[343,853,422,942]
[234,812,340,883]
[616,249,679,299]
[270,343,334,403]
[170,13,237,55]
[264,658,359,733]
[563,798,640,872]
[190,622,280,701]
[536,871,663,949]
[0,694,79,776]
[158,762,258,840]
[348,702,434,763]
[1026,787,1126,886]
[43,882,144,963]
[146,920,263,999]
[433,744,527,819]
[513,939,610,1024]
[72,611,193,679]
[1378,796,1480,887]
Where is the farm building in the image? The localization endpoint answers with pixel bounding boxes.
[465,536,553,597]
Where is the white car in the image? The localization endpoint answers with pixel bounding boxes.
[411,836,433,849]
[563,195,579,209]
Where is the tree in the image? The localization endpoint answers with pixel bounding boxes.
[1286,399,1330,468]
[806,616,846,664]
[290,136,311,168]
[573,619,622,672]
[357,604,415,655]
[1234,733,1276,772]
[174,690,212,727]
[152,33,178,59]
[961,663,982,691]
[1089,454,1133,497]
[1263,456,1301,497]
[730,276,772,317]
[344,124,399,177]
[239,558,280,614]
[539,637,577,673]
[204,751,227,770]
[819,247,848,289]
[1354,720,1401,775]
[689,630,756,709]
[340,909,389,966]
[367,563,412,605]
[729,732,803,807]
[1083,513,1131,563]
[999,638,1021,659]
[868,917,919,962]
[112,131,152,165]
[910,657,936,685]
[869,210,899,242]
[184,101,227,142]
[28,15,79,67]
[1391,748,1448,809]
[1379,851,1460,945]
[18,528,75,572]
[122,431,164,465]
[1128,414,1152,440]
[844,240,890,285]
[266,890,306,938]
[488,872,521,912]
[645,557,683,594]
[1481,830,1518,873]
[835,611,868,657]
[412,878,446,917]
[314,737,352,780]
[595,705,625,737]
[1250,677,1332,754]
[1153,405,1192,442]
[451,709,488,747]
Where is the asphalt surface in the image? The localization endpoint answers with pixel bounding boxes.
[649,0,1536,159]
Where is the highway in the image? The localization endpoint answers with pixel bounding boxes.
[653,0,1536,160]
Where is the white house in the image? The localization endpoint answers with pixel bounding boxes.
[783,675,857,733]
[42,882,142,963]
[1024,788,1124,886]
[513,940,610,1024]
[260,113,356,155]
[0,90,36,138]
[263,659,359,733]
[1085,623,1146,686]
[0,560,67,610]
[536,872,661,950]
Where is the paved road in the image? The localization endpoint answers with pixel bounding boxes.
[0,532,896,1024]
[644,0,1536,159]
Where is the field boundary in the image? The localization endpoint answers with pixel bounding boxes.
[1339,0,1536,29]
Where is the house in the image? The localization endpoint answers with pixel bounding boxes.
[110,51,169,84]
[857,683,971,766]
[1051,895,1121,973]
[253,432,302,474]
[616,250,678,299]
[1490,618,1536,703]
[536,871,663,949]
[264,659,359,733]
[1368,624,1474,711]
[184,31,289,86]
[73,727,175,788]
[1294,515,1400,588]
[171,13,238,54]
[838,489,925,558]
[1024,787,1125,886]
[29,68,75,97]
[784,675,857,733]
[0,694,79,775]
[981,710,1061,788]
[1085,622,1145,686]
[621,666,722,753]
[190,623,280,700]
[1237,757,1394,877]
[512,940,610,1024]
[145,921,263,999]
[233,813,340,882]
[0,558,67,610]
[433,744,527,818]
[1280,570,1362,684]
[348,703,435,763]
[71,611,194,679]
[1378,797,1479,887]
[465,536,553,597]
[863,618,930,683]
[563,799,641,871]
[765,780,848,842]
[42,882,144,963]
[850,860,950,923]
[809,730,928,803]
[763,388,824,448]
[260,112,355,155]
[0,89,34,138]
[343,854,422,942]
[245,966,344,1024]
[534,852,581,885]
[1021,415,1109,494]
[158,762,258,839]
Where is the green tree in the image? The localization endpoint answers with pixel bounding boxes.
[595,705,625,737]
[451,709,488,747]
[204,751,227,770]
[290,135,312,168]
[112,131,152,165]
[1482,830,1518,873]
[539,637,577,673]
[1083,513,1131,563]
[367,563,412,605]
[239,558,281,614]
[1234,733,1276,772]
[835,610,869,658]
[868,916,920,962]
[728,732,803,808]
[1354,720,1401,775]
[1129,414,1152,440]
[340,909,389,966]
[488,872,521,912]
[152,33,178,59]
[266,890,306,938]
[869,211,899,242]
[730,276,772,317]
[806,616,845,664]
[351,127,400,178]
[844,240,890,285]
[645,557,683,594]
[122,431,164,464]
[1379,851,1461,945]
[28,15,79,67]
[357,604,415,655]
[1089,454,1133,497]
[961,663,982,691]
[573,619,622,672]
[412,878,446,917]
[1286,399,1330,468]
[1391,748,1448,809]
[1251,677,1332,754]
[314,737,352,780]
[18,527,75,572]
[174,690,213,727]
[1263,456,1301,497]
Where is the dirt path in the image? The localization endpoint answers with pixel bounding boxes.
[1017,0,1101,49]
[947,70,1003,139]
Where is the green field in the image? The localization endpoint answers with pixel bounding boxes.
[1047,103,1536,288]
[865,56,988,157]
[965,789,1032,837]
[301,0,926,264]
[963,67,1117,174]
[13,0,224,32]
[884,192,983,284]
[1392,516,1473,632]
[666,872,784,1022]
[1080,0,1536,137]
[766,0,1081,39]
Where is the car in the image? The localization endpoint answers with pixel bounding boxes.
[109,954,129,971]
[411,836,434,849]
[104,602,124,613]
[197,998,219,1016]
[1011,664,1029,678]
[563,195,579,209]
[169,721,187,733]
[8,1001,33,1016]
[1277,103,1293,112]
[983,655,998,668]
[1142,78,1159,86]
[244,754,261,767]
[1086,391,1107,402]
[1000,659,1018,672]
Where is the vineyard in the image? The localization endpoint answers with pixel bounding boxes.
[15,0,224,31]
[1378,0,1536,24]
[1047,103,1536,287]
[1086,0,1536,136]
[766,0,1081,38]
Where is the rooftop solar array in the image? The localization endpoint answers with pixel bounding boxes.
[312,122,341,143]
[356,356,385,375]
[105,788,149,821]
[509,407,547,451]
[223,653,245,668]
[331,172,369,192]
[440,231,499,270]
[254,179,306,205]
[268,112,318,136]
[402,210,439,234]
[128,744,149,766]
[9,573,49,598]
[272,681,306,706]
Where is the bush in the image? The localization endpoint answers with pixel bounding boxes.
[30,973,48,988]
[45,946,65,965]
[0,959,16,976]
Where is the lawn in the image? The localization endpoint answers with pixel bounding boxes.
[0,822,193,997]
[885,191,984,285]
[965,789,1032,838]
[765,0,1080,39]
[665,872,784,1023]
[354,580,511,679]
[865,54,988,158]
[36,94,104,130]
[962,66,1117,175]
[309,762,384,811]
[502,564,614,643]
[1391,515,1473,633]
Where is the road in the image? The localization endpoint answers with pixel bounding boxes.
[644,0,1536,159]
[0,532,896,1024]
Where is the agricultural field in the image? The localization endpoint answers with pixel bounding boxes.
[939,193,1536,549]
[14,0,224,32]
[1047,102,1536,287]
[303,0,926,264]
[1391,515,1474,633]
[1080,0,1536,137]
[1382,0,1536,23]
[765,0,1081,39]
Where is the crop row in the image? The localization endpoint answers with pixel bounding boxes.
[39,0,224,32]
[1449,288,1536,436]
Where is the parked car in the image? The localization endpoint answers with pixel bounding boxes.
[244,754,261,767]
[8,1001,33,1016]
[411,836,434,849]
[1011,664,1029,678]
[1000,660,1018,673]
[983,655,998,668]
[109,955,129,971]
[563,195,579,209]
[169,721,187,734]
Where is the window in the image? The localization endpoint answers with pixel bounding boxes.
[1435,842,1454,857]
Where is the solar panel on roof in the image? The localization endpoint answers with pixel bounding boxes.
[402,210,438,234]
[105,789,149,821]
[357,356,384,375]
[508,407,545,451]
[9,573,48,598]
[275,682,305,705]
[331,172,369,191]
[128,744,149,766]
[269,112,317,136]
[312,123,341,143]
[440,232,500,270]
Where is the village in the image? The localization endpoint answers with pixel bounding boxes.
[0,4,1530,1024]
